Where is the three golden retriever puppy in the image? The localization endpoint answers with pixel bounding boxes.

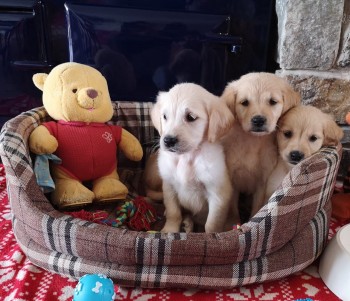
[148,73,343,233]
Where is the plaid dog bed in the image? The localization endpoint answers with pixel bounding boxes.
[0,103,341,289]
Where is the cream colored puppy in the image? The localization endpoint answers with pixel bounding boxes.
[221,72,301,218]
[265,105,344,201]
[151,83,234,233]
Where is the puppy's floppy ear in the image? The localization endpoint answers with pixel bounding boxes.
[207,102,234,143]
[151,92,165,134]
[282,85,301,113]
[323,115,344,146]
[221,81,237,114]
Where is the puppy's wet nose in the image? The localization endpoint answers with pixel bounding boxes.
[87,89,98,99]
[251,115,266,128]
[289,151,305,163]
[163,135,178,148]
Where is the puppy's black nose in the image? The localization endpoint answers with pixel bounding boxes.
[251,115,266,128]
[289,151,305,163]
[163,135,178,149]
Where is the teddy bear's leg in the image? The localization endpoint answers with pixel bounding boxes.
[51,167,94,209]
[92,169,128,203]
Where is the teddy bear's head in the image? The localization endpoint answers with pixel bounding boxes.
[33,62,114,123]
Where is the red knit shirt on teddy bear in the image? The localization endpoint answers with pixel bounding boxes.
[44,120,122,181]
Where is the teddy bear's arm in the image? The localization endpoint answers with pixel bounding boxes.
[119,129,143,161]
[29,125,58,155]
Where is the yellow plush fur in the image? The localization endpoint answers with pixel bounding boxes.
[29,62,143,209]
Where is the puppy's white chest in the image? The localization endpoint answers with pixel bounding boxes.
[176,157,197,184]
[160,152,206,214]
[173,156,204,203]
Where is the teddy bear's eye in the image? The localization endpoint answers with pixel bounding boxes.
[72,89,77,93]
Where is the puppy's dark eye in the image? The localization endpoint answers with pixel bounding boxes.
[241,99,249,107]
[283,130,292,138]
[163,114,167,121]
[309,135,318,142]
[185,112,197,122]
[72,88,77,93]
[269,98,277,106]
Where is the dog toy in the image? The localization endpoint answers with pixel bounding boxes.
[108,196,157,230]
[28,62,143,209]
[65,210,109,224]
[232,224,241,230]
[65,196,157,231]
[73,274,115,301]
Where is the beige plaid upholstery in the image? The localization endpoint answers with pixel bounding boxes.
[0,103,341,289]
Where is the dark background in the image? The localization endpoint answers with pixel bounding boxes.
[0,0,277,128]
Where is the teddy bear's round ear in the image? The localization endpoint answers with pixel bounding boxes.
[32,73,48,91]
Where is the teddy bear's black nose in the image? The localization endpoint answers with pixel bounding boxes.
[87,89,98,99]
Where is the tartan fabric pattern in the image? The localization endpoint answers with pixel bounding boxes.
[0,104,341,289]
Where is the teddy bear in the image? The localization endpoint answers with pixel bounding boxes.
[29,62,143,209]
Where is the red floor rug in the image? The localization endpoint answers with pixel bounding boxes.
[0,164,345,301]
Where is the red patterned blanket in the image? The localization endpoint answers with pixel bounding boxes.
[0,164,344,301]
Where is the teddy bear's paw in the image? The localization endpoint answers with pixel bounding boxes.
[52,180,94,209]
[29,132,58,155]
[93,178,128,203]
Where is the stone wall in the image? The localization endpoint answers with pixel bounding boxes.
[276,0,350,124]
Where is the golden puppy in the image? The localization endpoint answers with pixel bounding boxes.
[143,150,163,201]
[221,72,301,218]
[151,83,234,233]
[265,105,344,200]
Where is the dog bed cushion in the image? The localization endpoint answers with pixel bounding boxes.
[0,102,341,289]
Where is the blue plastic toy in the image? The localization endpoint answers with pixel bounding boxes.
[73,274,115,301]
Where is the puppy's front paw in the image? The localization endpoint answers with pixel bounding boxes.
[182,215,194,233]
[205,223,223,233]
[161,221,181,233]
